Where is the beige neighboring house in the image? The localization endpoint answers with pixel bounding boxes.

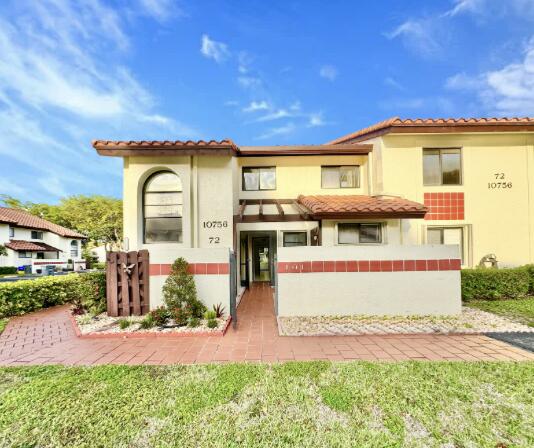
[93,117,534,317]
[0,207,86,273]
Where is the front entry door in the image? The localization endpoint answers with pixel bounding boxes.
[252,236,271,282]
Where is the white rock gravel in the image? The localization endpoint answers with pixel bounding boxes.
[277,307,534,336]
[74,312,227,335]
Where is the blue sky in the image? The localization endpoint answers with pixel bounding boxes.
[0,0,533,203]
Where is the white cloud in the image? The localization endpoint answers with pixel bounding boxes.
[386,20,441,56]
[0,178,28,197]
[255,109,292,122]
[446,37,534,115]
[384,77,405,90]
[444,0,486,17]
[243,101,269,113]
[256,123,296,140]
[137,0,183,22]
[307,113,326,127]
[237,76,262,89]
[319,65,338,81]
[200,34,230,63]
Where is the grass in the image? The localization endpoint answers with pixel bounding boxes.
[0,362,533,447]
[466,297,534,327]
[0,318,7,335]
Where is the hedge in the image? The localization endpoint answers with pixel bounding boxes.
[461,267,530,301]
[0,267,17,275]
[0,272,106,318]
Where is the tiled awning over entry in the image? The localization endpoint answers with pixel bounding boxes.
[5,240,62,252]
[298,195,428,219]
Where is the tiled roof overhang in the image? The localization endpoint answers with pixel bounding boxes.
[93,140,372,157]
[298,195,428,219]
[0,207,85,238]
[93,139,239,156]
[328,117,534,144]
[5,240,62,252]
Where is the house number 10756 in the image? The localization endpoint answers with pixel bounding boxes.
[202,221,228,228]
[488,173,512,189]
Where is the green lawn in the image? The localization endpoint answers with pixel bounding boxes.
[466,297,534,327]
[1,362,533,447]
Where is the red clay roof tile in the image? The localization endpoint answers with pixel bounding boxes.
[0,207,85,238]
[5,240,62,252]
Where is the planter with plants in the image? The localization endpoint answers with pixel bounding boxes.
[72,257,231,337]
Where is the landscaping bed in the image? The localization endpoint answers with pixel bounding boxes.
[278,307,534,336]
[466,297,534,327]
[0,362,533,447]
[72,310,230,337]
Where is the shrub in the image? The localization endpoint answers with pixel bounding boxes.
[92,262,106,270]
[522,264,534,294]
[0,273,106,318]
[461,267,530,301]
[162,258,206,318]
[118,318,131,329]
[0,266,17,275]
[213,303,226,318]
[140,314,155,329]
[73,272,106,315]
[149,307,169,327]
[170,304,192,327]
[187,317,200,328]
[204,310,217,320]
[207,318,218,329]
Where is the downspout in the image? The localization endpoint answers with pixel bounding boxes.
[191,156,199,248]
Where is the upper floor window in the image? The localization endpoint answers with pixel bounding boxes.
[70,240,78,258]
[31,230,43,240]
[143,171,183,243]
[283,231,307,247]
[423,148,461,185]
[9,227,14,238]
[19,251,32,258]
[242,167,276,191]
[338,223,382,245]
[322,166,360,189]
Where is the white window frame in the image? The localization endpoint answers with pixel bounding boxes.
[424,225,470,266]
[282,231,308,247]
[19,251,32,259]
[422,147,463,186]
[335,222,385,246]
[31,230,44,240]
[9,227,14,238]
[321,165,360,189]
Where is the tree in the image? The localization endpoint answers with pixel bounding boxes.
[0,245,7,257]
[162,258,206,318]
[0,194,123,249]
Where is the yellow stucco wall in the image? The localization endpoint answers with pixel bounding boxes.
[377,133,534,267]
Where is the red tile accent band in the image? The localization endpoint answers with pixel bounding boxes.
[278,259,461,273]
[150,263,229,276]
[424,192,464,220]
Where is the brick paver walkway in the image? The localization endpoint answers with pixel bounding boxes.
[1,282,533,366]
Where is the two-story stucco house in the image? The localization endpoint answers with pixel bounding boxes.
[93,116,534,316]
[0,207,86,273]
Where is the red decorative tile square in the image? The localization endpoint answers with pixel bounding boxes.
[450,259,462,270]
[311,261,324,272]
[404,260,415,271]
[370,260,381,272]
[195,263,207,275]
[427,259,439,271]
[335,261,347,272]
[424,192,464,220]
[206,263,218,274]
[380,260,393,272]
[358,260,370,272]
[392,260,404,272]
[149,264,160,276]
[438,259,450,271]
[218,263,229,274]
[301,261,311,273]
[324,261,335,272]
[277,262,288,273]
[346,260,358,272]
[160,264,171,275]
[415,260,427,271]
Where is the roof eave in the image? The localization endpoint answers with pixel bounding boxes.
[310,211,427,220]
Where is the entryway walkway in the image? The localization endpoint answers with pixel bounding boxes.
[1,283,533,366]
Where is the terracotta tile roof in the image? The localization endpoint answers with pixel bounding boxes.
[93,139,239,153]
[328,116,534,144]
[5,240,62,252]
[0,207,85,238]
[298,195,428,218]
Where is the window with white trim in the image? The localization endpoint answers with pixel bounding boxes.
[70,240,79,258]
[427,227,464,263]
[321,166,360,188]
[9,227,14,238]
[282,231,307,247]
[19,251,32,258]
[242,167,276,191]
[31,230,43,240]
[423,148,461,185]
[337,223,382,245]
[143,171,183,243]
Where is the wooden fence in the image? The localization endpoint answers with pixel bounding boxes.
[106,250,150,316]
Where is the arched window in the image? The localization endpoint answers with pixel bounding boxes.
[70,240,78,258]
[143,171,183,243]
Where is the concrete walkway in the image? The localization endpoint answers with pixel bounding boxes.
[1,283,533,366]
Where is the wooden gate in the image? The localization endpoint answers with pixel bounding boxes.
[106,250,150,316]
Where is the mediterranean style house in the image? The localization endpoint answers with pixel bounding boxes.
[93,117,534,316]
[0,207,86,273]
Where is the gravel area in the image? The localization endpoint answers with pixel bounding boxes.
[278,307,534,336]
[74,312,228,335]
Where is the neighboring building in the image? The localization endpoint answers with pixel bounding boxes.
[0,207,86,273]
[93,117,534,314]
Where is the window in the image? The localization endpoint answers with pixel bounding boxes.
[70,240,79,258]
[242,167,276,191]
[427,227,464,263]
[31,231,43,239]
[423,148,461,185]
[36,252,45,259]
[283,232,307,247]
[9,227,14,238]
[338,223,382,245]
[322,166,360,189]
[143,171,183,243]
[19,251,32,258]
